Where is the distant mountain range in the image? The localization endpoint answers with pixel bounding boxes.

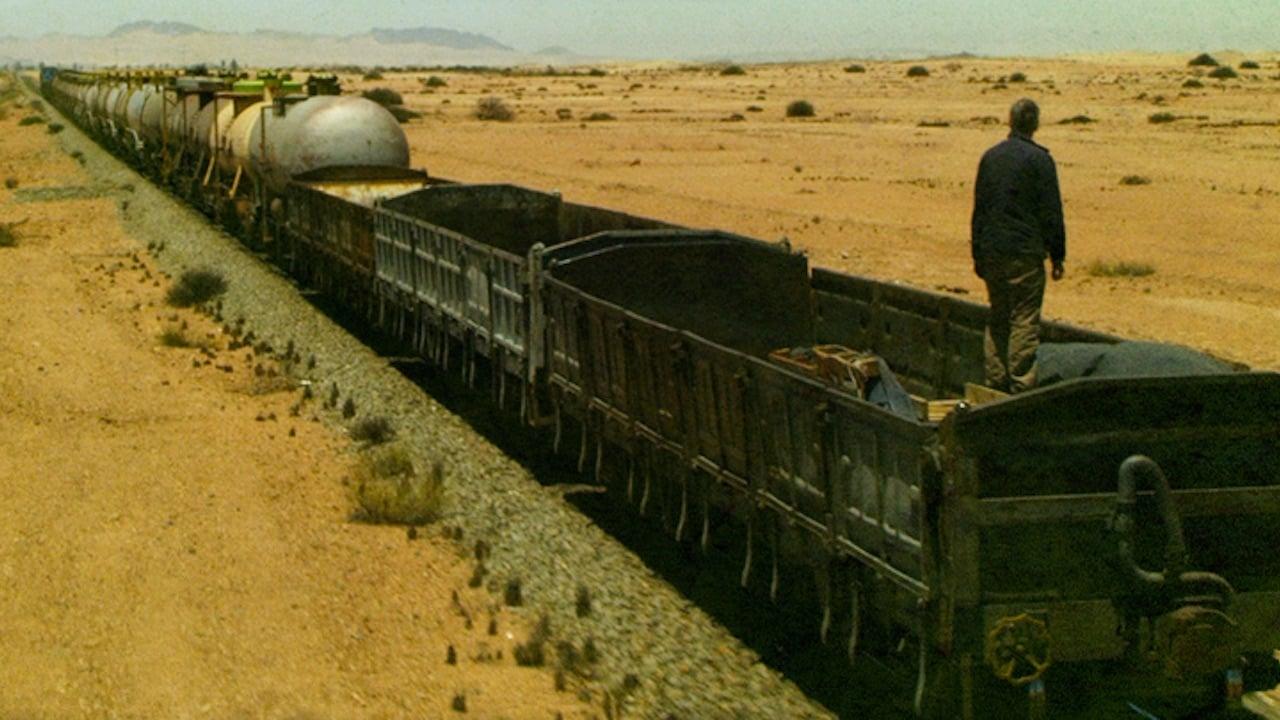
[0,21,577,68]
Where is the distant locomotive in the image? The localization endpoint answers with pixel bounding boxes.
[41,68,1280,719]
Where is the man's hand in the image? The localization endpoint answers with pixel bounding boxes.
[1051,261,1065,281]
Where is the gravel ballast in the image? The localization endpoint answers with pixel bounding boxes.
[35,81,836,719]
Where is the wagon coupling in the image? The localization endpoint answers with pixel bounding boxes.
[1110,455,1239,679]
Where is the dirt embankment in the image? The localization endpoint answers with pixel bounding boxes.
[0,80,595,720]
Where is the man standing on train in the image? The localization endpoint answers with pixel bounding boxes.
[970,98,1066,393]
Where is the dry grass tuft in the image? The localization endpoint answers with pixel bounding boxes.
[1119,175,1152,186]
[166,269,227,308]
[1058,114,1095,125]
[1148,112,1178,124]
[1087,260,1155,278]
[0,219,29,248]
[350,416,395,446]
[475,96,515,122]
[583,111,615,122]
[351,445,445,525]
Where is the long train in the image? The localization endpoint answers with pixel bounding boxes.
[38,66,1280,718]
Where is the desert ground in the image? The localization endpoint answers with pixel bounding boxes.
[0,80,596,719]
[357,52,1280,370]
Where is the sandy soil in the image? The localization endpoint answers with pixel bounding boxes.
[0,86,594,719]
[368,52,1280,369]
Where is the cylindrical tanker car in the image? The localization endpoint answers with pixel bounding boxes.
[40,67,1280,719]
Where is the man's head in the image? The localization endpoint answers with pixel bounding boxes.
[1009,98,1039,136]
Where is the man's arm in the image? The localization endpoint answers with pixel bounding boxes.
[1038,154,1067,274]
[970,156,988,274]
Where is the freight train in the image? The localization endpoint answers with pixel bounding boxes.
[39,67,1280,719]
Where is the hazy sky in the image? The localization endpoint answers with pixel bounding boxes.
[2,0,1277,58]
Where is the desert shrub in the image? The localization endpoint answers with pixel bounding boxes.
[1183,78,1204,88]
[724,113,745,122]
[918,119,950,128]
[475,96,515,121]
[514,614,552,667]
[1087,260,1155,278]
[1119,175,1151,186]
[583,111,615,122]
[0,224,17,248]
[46,123,63,134]
[362,70,384,81]
[1208,66,1238,80]
[422,75,448,87]
[844,64,866,73]
[18,115,44,126]
[555,108,572,120]
[587,68,607,77]
[4,177,16,189]
[906,65,930,78]
[28,99,42,111]
[1148,112,1178,124]
[1239,60,1260,70]
[386,105,421,123]
[158,327,193,348]
[350,416,396,446]
[361,87,403,107]
[351,444,444,525]
[720,64,746,76]
[1188,53,1219,67]
[746,105,763,112]
[785,100,815,118]
[1008,71,1027,83]
[166,269,227,307]
[1058,114,1095,125]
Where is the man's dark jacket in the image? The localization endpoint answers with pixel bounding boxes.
[971,133,1066,272]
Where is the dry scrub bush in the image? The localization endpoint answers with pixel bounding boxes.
[1183,78,1204,88]
[158,327,194,348]
[475,96,515,121]
[18,115,44,126]
[351,444,444,525]
[1087,260,1155,278]
[1148,112,1177,124]
[844,64,866,73]
[1008,71,1027,83]
[362,70,384,81]
[166,269,227,307]
[422,75,448,88]
[720,64,746,76]
[1058,114,1095,125]
[1119,175,1151,186]
[362,87,403,107]
[47,123,64,134]
[386,105,421,123]
[4,177,16,189]
[1208,66,1238,80]
[1188,53,1219,67]
[785,100,815,118]
[906,65,930,78]
[1240,60,1260,70]
[350,416,396,445]
[583,111,615,122]
[0,224,18,248]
